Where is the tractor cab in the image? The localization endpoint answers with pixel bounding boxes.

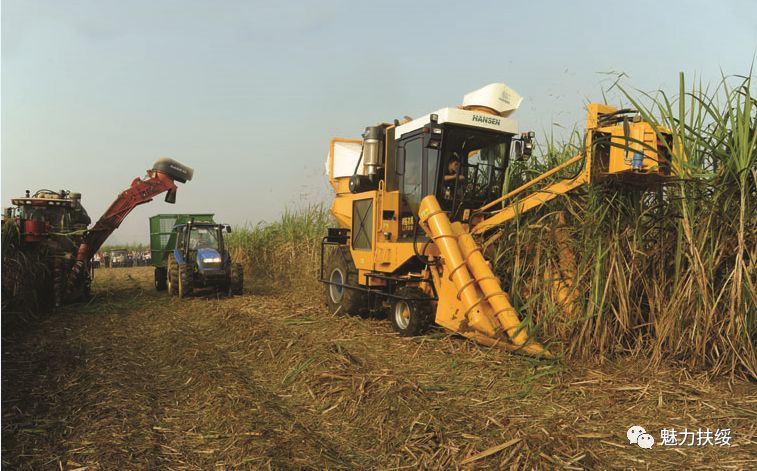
[167,220,242,298]
[174,222,229,268]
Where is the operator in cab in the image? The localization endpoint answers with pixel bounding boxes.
[443,154,466,203]
[191,228,217,250]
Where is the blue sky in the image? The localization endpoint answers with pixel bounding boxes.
[2,0,756,244]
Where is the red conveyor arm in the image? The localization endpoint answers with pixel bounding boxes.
[81,170,178,258]
[68,158,193,289]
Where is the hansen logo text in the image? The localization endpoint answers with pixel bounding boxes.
[472,115,501,126]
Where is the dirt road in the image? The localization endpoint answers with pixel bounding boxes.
[2,267,755,469]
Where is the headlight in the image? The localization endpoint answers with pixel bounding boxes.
[202,257,222,263]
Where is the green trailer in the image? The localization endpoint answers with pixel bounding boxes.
[149,213,214,290]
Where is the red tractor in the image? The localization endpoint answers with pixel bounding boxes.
[2,158,193,307]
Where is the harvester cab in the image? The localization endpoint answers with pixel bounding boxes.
[322,83,681,356]
[7,189,91,244]
[165,220,243,298]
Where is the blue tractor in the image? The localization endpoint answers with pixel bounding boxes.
[166,221,243,298]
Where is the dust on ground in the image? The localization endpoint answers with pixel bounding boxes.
[2,267,755,469]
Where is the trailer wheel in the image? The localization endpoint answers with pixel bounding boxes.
[229,263,244,296]
[390,286,434,336]
[167,256,178,296]
[324,247,368,315]
[178,263,193,299]
[154,267,167,291]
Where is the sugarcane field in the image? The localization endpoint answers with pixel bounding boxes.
[2,2,756,470]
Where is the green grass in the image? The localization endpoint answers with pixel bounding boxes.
[226,204,331,286]
[493,71,756,377]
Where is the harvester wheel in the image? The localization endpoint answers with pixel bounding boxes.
[229,263,244,295]
[167,256,179,296]
[80,270,92,302]
[390,286,434,337]
[178,263,193,299]
[324,247,369,316]
[52,258,65,308]
[154,267,167,291]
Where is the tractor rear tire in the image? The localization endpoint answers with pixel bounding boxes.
[167,256,179,296]
[229,263,244,295]
[324,246,369,316]
[178,263,193,299]
[389,286,434,337]
[154,267,167,291]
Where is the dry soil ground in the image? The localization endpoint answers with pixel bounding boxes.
[2,267,756,470]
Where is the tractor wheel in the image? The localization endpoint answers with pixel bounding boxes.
[229,263,244,296]
[389,286,434,336]
[178,263,193,299]
[324,247,369,316]
[154,267,167,291]
[167,256,178,296]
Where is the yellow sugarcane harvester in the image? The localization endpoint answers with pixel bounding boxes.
[321,83,681,357]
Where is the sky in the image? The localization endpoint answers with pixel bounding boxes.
[2,0,756,244]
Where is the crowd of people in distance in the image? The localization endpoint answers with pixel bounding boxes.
[92,250,152,268]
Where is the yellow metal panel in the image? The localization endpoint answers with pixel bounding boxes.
[586,103,617,128]
[381,191,400,240]
[353,250,372,271]
[370,241,417,273]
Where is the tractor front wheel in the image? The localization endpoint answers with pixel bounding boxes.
[178,263,193,299]
[389,286,434,336]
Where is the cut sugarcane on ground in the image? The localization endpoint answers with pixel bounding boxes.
[2,267,755,470]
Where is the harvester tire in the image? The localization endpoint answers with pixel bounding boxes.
[324,247,369,316]
[178,263,193,299]
[52,258,65,308]
[154,267,167,291]
[229,263,244,295]
[79,270,92,302]
[389,286,434,337]
[167,256,179,296]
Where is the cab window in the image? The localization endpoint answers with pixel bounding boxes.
[189,227,220,250]
[402,137,423,213]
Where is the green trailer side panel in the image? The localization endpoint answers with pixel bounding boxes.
[149,213,214,267]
